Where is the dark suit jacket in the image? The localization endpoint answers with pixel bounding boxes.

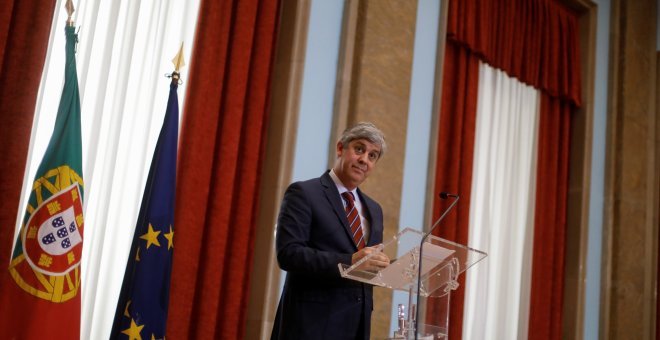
[271,171,384,340]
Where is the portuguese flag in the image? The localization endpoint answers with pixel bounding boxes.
[0,25,84,339]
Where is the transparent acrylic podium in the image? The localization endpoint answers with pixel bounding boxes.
[339,227,487,339]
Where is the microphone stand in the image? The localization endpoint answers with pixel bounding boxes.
[413,192,459,340]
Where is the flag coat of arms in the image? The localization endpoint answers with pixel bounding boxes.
[0,25,85,339]
[110,71,180,340]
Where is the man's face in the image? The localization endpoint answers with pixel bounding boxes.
[333,138,381,190]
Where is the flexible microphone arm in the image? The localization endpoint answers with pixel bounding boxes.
[414,192,459,340]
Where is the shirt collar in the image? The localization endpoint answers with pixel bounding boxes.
[329,169,357,196]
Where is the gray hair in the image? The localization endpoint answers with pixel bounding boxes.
[338,122,387,158]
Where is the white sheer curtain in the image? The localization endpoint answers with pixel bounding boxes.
[462,63,540,340]
[15,0,200,338]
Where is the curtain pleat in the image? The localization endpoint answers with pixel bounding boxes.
[0,0,55,266]
[527,93,571,339]
[428,40,480,340]
[166,0,280,338]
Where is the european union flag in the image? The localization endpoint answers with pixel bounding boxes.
[110,72,180,340]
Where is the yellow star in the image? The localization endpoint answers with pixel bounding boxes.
[135,247,141,261]
[140,223,161,249]
[164,225,174,250]
[123,300,131,317]
[121,318,144,340]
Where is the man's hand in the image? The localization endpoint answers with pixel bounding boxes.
[351,246,390,272]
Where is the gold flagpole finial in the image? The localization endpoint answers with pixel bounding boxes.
[66,0,75,26]
[172,42,185,73]
[171,42,185,82]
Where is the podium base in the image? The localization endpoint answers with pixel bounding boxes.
[386,323,447,340]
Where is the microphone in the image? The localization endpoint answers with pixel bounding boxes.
[422,192,460,239]
[439,192,458,200]
[413,191,459,339]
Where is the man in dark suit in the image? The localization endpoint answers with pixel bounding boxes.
[271,122,390,340]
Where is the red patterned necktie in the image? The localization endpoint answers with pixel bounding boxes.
[342,192,365,249]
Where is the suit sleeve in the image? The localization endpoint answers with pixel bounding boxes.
[275,182,353,277]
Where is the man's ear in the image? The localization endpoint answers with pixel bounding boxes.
[336,141,344,156]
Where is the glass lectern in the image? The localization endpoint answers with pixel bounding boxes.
[339,227,487,339]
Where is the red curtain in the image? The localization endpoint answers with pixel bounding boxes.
[431,0,580,339]
[428,40,480,340]
[0,0,56,333]
[166,0,281,338]
[528,93,571,339]
[446,0,581,105]
[0,1,56,269]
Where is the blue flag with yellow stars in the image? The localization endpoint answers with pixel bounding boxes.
[110,74,180,340]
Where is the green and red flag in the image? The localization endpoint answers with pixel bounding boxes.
[0,24,85,339]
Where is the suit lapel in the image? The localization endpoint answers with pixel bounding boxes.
[356,189,380,247]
